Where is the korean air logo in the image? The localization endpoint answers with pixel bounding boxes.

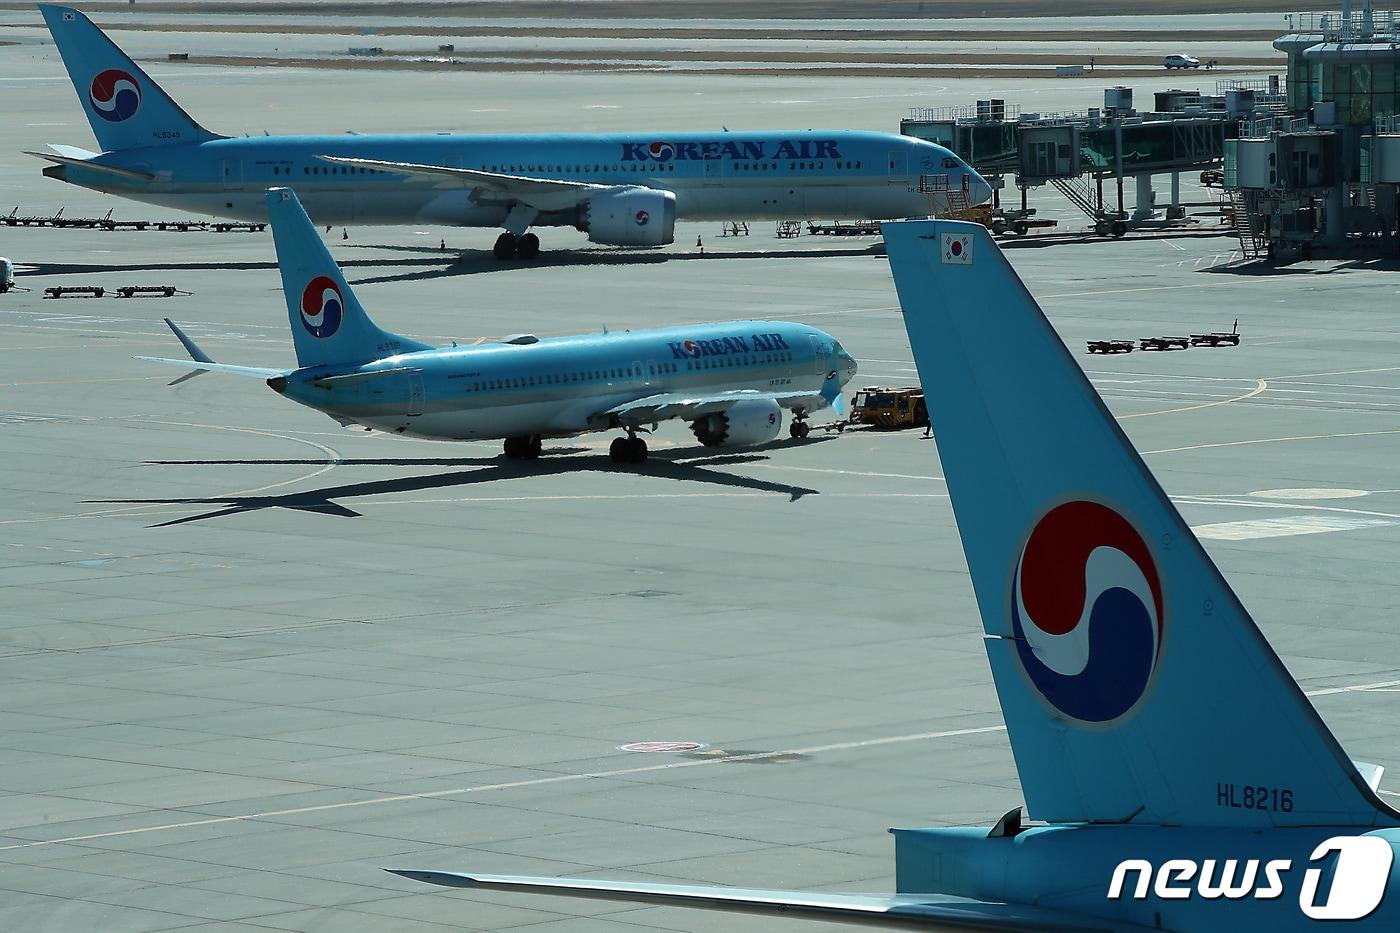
[826,369,838,381]
[89,69,141,123]
[681,339,699,357]
[647,141,675,162]
[300,275,344,339]
[635,210,650,226]
[1011,500,1163,724]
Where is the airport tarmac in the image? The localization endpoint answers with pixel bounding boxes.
[3,12,1400,933]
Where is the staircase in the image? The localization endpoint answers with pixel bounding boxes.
[1222,188,1268,261]
[1049,176,1102,223]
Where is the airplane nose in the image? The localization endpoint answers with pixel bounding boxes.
[839,350,858,384]
[969,173,993,206]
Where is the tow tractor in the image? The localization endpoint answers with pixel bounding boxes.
[821,386,929,432]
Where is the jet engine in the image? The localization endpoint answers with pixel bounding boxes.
[580,188,677,247]
[691,398,783,447]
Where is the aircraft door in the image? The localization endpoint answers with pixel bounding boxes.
[886,149,909,180]
[809,335,828,375]
[220,158,243,191]
[702,155,725,184]
[407,370,425,416]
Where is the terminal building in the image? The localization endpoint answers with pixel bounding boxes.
[900,4,1400,263]
[1228,8,1400,260]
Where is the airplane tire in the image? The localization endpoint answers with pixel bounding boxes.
[609,437,629,463]
[626,437,648,463]
[504,435,540,459]
[790,422,810,439]
[517,233,540,259]
[493,232,518,259]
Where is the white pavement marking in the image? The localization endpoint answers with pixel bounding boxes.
[0,725,1009,853]
[1248,488,1369,500]
[1144,428,1400,456]
[1,678,1391,854]
[1191,515,1396,541]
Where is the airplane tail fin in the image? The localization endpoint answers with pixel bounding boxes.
[39,5,221,152]
[266,188,429,369]
[882,219,1397,829]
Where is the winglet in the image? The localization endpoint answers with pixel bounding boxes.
[164,319,214,364]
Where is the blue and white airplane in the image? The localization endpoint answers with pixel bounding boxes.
[389,220,1400,929]
[34,5,991,260]
[143,187,857,463]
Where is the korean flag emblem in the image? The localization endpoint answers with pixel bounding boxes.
[63,10,75,19]
[941,232,973,265]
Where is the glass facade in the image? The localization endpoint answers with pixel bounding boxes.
[1290,52,1400,123]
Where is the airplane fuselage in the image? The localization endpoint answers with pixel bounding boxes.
[273,320,856,441]
[51,130,982,228]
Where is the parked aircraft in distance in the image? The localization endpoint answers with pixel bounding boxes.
[34,5,992,260]
[142,188,857,463]
[391,220,1400,930]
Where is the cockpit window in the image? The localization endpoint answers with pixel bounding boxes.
[942,156,963,169]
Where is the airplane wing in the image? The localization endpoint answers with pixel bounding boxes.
[137,319,283,384]
[386,871,1153,932]
[137,357,281,379]
[318,155,609,196]
[603,389,831,426]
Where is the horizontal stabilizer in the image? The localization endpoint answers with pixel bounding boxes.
[137,357,282,379]
[386,871,1150,932]
[25,150,154,182]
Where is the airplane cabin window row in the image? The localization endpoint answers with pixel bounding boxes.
[468,361,682,393]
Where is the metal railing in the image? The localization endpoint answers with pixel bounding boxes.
[1239,114,1311,138]
[1285,9,1400,39]
[907,102,1022,123]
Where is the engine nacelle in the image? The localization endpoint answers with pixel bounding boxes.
[691,398,783,447]
[580,187,676,247]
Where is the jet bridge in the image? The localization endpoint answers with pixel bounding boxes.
[901,83,1269,234]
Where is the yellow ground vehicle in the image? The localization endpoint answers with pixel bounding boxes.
[837,386,929,430]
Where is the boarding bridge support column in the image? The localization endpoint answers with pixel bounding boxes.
[1325,186,1345,245]
[1132,173,1156,221]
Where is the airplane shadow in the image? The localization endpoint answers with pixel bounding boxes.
[91,444,825,528]
[346,243,889,285]
[29,243,885,284]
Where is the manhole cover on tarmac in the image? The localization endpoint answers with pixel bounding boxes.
[619,741,707,753]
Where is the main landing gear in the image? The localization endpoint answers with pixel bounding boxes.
[503,435,543,459]
[493,231,541,260]
[789,410,812,439]
[609,430,648,464]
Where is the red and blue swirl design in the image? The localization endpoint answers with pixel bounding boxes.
[300,275,344,339]
[1011,500,1164,724]
[647,141,675,162]
[89,69,141,123]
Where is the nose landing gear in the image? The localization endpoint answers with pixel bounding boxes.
[609,429,648,464]
[789,409,812,439]
[503,434,543,459]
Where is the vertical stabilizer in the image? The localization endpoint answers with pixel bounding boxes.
[39,5,220,152]
[266,188,428,369]
[882,218,1397,829]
